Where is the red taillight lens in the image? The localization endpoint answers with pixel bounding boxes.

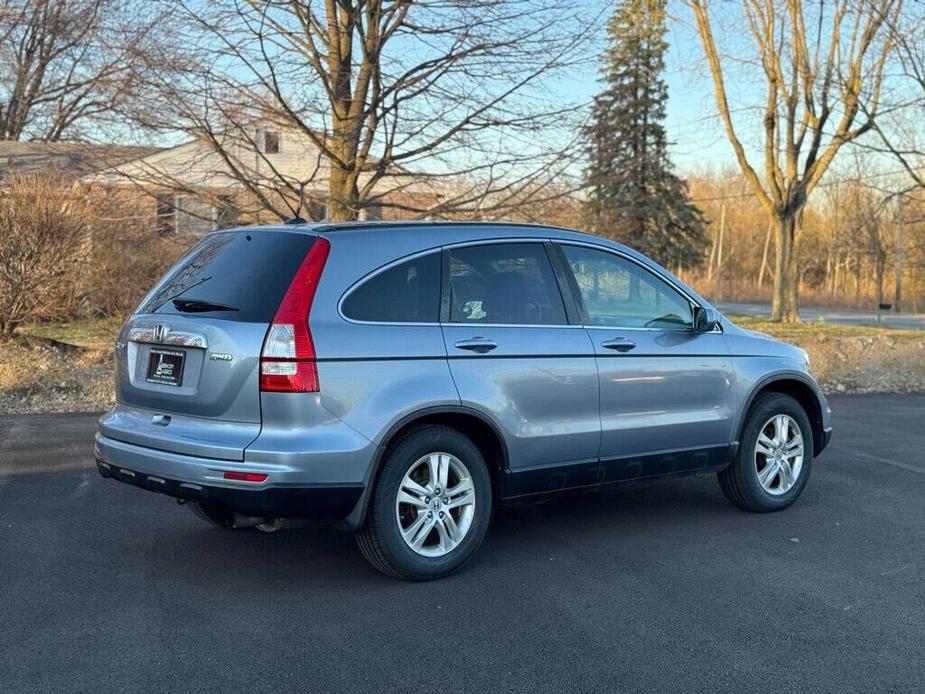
[260,237,330,393]
[222,471,268,482]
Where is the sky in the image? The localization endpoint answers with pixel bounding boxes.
[124,0,913,190]
[558,0,742,175]
[561,0,911,183]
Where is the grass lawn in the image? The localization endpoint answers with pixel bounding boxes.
[19,318,123,351]
[724,315,924,343]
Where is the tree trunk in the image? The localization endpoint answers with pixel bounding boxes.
[895,194,904,313]
[327,163,359,222]
[875,254,886,310]
[770,213,800,322]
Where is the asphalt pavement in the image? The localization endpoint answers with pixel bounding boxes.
[718,301,925,330]
[1,395,924,693]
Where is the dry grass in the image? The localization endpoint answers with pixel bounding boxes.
[0,319,121,414]
[727,316,925,394]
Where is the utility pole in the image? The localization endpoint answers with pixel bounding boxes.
[758,217,772,290]
[715,203,725,301]
[895,194,905,313]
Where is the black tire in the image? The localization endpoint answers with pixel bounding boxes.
[188,501,237,528]
[719,392,814,512]
[356,425,492,581]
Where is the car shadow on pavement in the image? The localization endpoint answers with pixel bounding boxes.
[135,473,745,587]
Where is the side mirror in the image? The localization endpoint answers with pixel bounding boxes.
[693,306,720,333]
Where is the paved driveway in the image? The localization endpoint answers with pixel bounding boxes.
[1,395,923,693]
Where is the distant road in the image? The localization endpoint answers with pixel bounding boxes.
[718,301,925,330]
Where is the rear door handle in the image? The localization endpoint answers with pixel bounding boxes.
[454,337,498,353]
[601,338,636,353]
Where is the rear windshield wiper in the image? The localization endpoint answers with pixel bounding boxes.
[150,275,213,312]
[172,298,239,313]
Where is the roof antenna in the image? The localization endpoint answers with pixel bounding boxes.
[284,216,307,225]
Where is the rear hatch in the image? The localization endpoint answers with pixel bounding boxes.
[100,229,318,460]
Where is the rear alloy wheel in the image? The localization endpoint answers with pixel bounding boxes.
[395,452,477,557]
[356,426,492,580]
[718,392,813,512]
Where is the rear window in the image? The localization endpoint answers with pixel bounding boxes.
[342,252,441,323]
[448,243,567,325]
[136,230,317,322]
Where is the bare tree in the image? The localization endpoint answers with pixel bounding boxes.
[686,0,900,321]
[131,0,597,222]
[0,0,168,141]
[869,3,925,190]
[845,179,892,312]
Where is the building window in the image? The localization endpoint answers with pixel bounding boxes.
[214,195,238,229]
[264,131,280,154]
[175,196,217,236]
[359,204,383,221]
[257,128,280,154]
[307,200,327,221]
[154,192,176,235]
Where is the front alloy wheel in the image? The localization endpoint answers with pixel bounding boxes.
[718,392,814,512]
[754,414,804,495]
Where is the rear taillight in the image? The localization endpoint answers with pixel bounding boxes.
[259,237,330,392]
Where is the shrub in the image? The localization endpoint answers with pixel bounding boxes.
[0,173,90,335]
[79,189,190,319]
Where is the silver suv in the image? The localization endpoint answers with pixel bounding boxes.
[96,222,832,580]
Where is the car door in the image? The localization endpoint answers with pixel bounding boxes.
[556,243,735,482]
[440,240,600,496]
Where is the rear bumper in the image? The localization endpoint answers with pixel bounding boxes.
[95,433,363,519]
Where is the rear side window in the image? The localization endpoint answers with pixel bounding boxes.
[136,230,317,322]
[448,243,567,325]
[342,252,441,323]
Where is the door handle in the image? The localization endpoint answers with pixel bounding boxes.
[454,337,498,353]
[601,338,636,353]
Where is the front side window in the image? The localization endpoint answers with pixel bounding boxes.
[561,245,693,330]
[342,252,441,323]
[448,243,567,325]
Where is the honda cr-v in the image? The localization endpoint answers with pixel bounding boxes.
[96,222,832,580]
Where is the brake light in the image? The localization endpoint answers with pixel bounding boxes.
[222,471,268,482]
[260,237,330,392]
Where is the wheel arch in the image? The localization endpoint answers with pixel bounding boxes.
[738,374,826,456]
[343,406,509,529]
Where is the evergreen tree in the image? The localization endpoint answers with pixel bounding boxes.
[583,0,707,269]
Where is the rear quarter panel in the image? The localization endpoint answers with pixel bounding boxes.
[309,234,460,445]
